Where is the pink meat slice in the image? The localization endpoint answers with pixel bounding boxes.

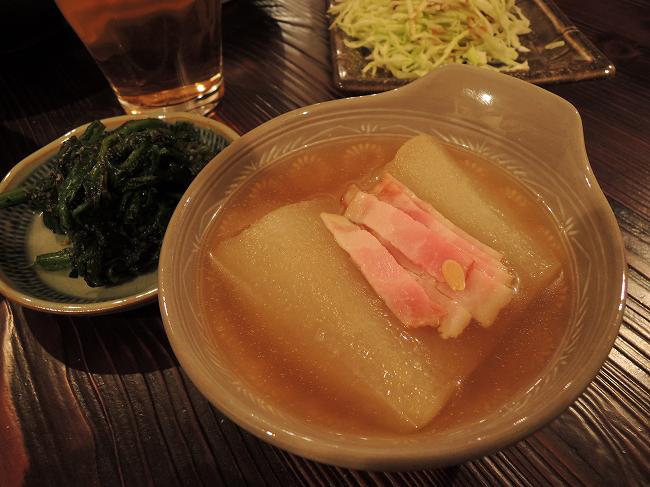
[416,276,473,338]
[396,245,511,329]
[437,267,514,326]
[343,189,474,283]
[377,236,473,336]
[343,185,514,328]
[385,235,508,331]
[371,174,504,263]
[320,213,444,328]
[343,185,509,283]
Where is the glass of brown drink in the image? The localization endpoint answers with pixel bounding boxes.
[55,0,224,114]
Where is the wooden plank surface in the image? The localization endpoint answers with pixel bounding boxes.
[0,0,648,485]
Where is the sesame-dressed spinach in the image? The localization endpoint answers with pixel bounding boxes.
[0,118,228,287]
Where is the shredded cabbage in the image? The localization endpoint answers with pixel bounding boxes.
[544,40,565,50]
[329,0,532,78]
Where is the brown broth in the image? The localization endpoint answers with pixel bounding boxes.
[197,136,572,435]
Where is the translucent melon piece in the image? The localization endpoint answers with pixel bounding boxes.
[382,135,560,293]
[211,198,459,431]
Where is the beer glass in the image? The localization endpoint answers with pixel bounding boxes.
[55,0,224,114]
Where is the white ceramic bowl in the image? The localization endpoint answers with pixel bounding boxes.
[159,65,626,470]
[0,112,238,315]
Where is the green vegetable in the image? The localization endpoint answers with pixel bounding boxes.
[0,119,229,287]
[329,0,532,79]
[0,187,30,209]
[35,248,73,271]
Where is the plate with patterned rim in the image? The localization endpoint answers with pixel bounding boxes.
[329,0,615,93]
[0,113,239,315]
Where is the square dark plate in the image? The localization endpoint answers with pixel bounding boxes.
[329,0,615,93]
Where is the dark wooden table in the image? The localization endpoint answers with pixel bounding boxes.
[1,1,648,485]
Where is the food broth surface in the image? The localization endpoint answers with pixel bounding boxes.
[198,136,572,434]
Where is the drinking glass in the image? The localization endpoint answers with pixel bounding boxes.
[55,0,224,114]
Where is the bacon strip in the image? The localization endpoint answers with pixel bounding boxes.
[327,176,516,337]
[320,213,444,328]
[343,190,474,282]
[343,185,514,328]
[371,174,505,263]
[416,276,473,338]
[388,240,510,330]
[437,269,515,326]
[377,237,473,336]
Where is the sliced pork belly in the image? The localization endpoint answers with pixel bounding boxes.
[321,213,475,334]
[437,268,515,326]
[343,188,513,327]
[343,186,509,284]
[388,246,511,331]
[371,173,503,260]
[320,213,443,328]
[415,276,473,338]
[343,190,474,283]
[373,234,474,335]
[370,174,507,277]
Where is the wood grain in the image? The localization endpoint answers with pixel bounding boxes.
[0,0,648,486]
[0,301,28,487]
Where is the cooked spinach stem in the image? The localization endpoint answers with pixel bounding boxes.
[119,118,167,134]
[116,143,148,179]
[0,118,229,287]
[80,120,105,144]
[35,248,73,271]
[0,187,30,209]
